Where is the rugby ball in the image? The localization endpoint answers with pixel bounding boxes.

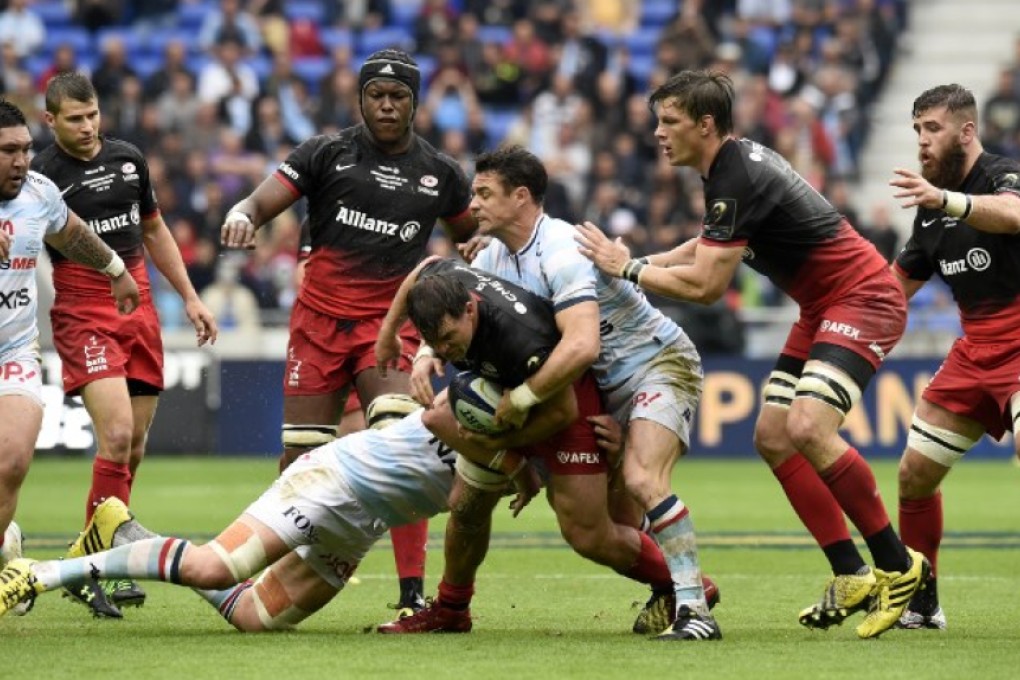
[448,371,508,435]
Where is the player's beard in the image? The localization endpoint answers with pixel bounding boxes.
[922,139,967,190]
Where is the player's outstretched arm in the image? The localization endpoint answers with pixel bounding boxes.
[45,210,139,314]
[142,215,217,346]
[376,255,442,377]
[221,175,297,250]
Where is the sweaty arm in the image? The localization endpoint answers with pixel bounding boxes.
[376,256,442,369]
[45,210,140,312]
[638,240,744,305]
[645,237,699,267]
[221,175,299,249]
[439,209,478,245]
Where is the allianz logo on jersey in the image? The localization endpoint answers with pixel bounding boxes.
[939,247,991,276]
[87,202,141,234]
[335,205,421,242]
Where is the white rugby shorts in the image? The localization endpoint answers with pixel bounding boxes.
[0,344,43,406]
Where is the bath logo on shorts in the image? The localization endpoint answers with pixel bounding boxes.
[84,336,108,374]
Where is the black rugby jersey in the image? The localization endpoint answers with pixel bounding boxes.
[700,138,888,310]
[896,152,1020,339]
[31,136,158,295]
[420,259,559,387]
[276,125,472,319]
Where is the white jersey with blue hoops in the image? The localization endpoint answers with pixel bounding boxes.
[473,214,687,392]
[333,410,456,528]
[0,171,68,363]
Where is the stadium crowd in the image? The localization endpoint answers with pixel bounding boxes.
[0,0,910,349]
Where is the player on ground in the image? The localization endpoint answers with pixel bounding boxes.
[888,83,1020,630]
[0,399,543,628]
[376,257,708,636]
[0,98,139,617]
[575,70,927,639]
[220,49,476,615]
[31,73,217,614]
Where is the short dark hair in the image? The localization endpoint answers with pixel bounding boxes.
[407,273,471,344]
[649,70,735,136]
[912,84,976,120]
[44,72,97,115]
[473,145,547,204]
[0,99,27,130]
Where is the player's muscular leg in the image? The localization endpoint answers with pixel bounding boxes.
[548,473,640,571]
[0,397,42,530]
[227,553,340,632]
[753,403,798,468]
[899,399,980,500]
[281,392,346,471]
[442,475,502,585]
[182,516,292,590]
[622,419,682,510]
[127,395,158,476]
[81,377,135,464]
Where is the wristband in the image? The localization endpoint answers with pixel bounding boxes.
[619,258,646,284]
[636,256,650,265]
[413,345,435,363]
[941,190,972,220]
[101,252,125,279]
[226,210,254,226]
[509,382,541,411]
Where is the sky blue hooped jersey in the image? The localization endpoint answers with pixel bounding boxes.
[473,215,686,392]
[0,172,68,362]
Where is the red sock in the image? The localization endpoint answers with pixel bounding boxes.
[390,519,428,579]
[773,453,852,548]
[618,530,672,588]
[438,579,474,610]
[900,492,943,576]
[820,448,890,537]
[86,457,132,522]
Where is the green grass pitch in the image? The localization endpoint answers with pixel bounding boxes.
[3,456,1018,679]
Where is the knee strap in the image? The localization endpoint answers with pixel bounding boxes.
[455,454,509,492]
[762,370,798,410]
[208,523,269,581]
[794,362,862,417]
[907,414,976,467]
[250,568,310,631]
[281,424,337,449]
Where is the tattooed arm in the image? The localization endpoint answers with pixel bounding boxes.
[45,209,140,314]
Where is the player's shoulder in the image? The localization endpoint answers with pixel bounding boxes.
[24,170,59,198]
[100,136,146,162]
[410,135,469,183]
[974,152,1020,192]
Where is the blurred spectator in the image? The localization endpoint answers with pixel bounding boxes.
[504,18,552,98]
[92,36,138,102]
[155,70,200,133]
[200,254,262,335]
[580,0,637,37]
[35,44,82,93]
[530,72,582,154]
[143,39,194,103]
[198,0,263,55]
[0,0,44,58]
[982,67,1020,155]
[326,0,390,30]
[76,0,123,34]
[555,10,607,102]
[825,177,861,229]
[197,36,260,127]
[465,0,521,28]
[0,40,28,92]
[103,73,145,143]
[456,12,486,77]
[314,67,359,133]
[424,65,479,134]
[127,0,176,32]
[243,95,297,157]
[858,202,900,263]
[415,0,458,55]
[658,3,717,71]
[472,42,522,106]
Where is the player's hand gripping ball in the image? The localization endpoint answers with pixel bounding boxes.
[448,371,510,435]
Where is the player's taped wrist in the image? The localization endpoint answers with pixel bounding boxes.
[619,258,647,284]
[509,382,541,411]
[413,344,435,363]
[101,252,126,279]
[226,210,254,226]
[941,190,973,220]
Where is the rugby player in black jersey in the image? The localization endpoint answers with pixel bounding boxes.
[373,256,685,633]
[576,69,926,639]
[888,84,1020,630]
[220,50,477,616]
[31,73,217,614]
